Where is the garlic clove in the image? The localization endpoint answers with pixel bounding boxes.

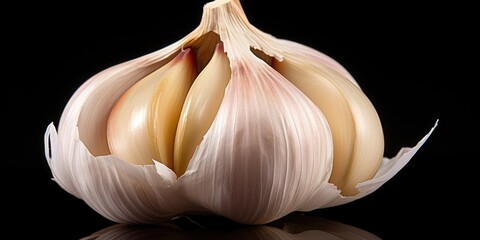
[74,43,183,158]
[174,43,231,176]
[273,50,384,196]
[320,67,384,196]
[107,49,197,168]
[272,57,356,195]
[51,53,176,197]
[178,55,333,224]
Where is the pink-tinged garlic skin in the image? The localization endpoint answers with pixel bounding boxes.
[44,0,437,224]
[178,54,333,223]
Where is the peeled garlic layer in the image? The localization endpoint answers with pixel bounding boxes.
[44,0,437,224]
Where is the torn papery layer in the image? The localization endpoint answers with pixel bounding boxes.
[321,120,438,208]
[44,96,438,224]
[45,124,202,223]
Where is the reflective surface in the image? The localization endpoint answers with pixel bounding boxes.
[81,214,380,240]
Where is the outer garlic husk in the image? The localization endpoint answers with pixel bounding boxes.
[44,0,437,224]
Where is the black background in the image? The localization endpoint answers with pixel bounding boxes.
[3,0,476,239]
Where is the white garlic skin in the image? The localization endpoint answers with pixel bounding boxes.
[44,0,437,224]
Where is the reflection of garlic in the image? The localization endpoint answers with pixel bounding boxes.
[82,215,381,240]
[44,0,437,224]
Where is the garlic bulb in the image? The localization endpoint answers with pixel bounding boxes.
[44,0,437,224]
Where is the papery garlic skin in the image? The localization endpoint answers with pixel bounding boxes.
[44,0,437,224]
